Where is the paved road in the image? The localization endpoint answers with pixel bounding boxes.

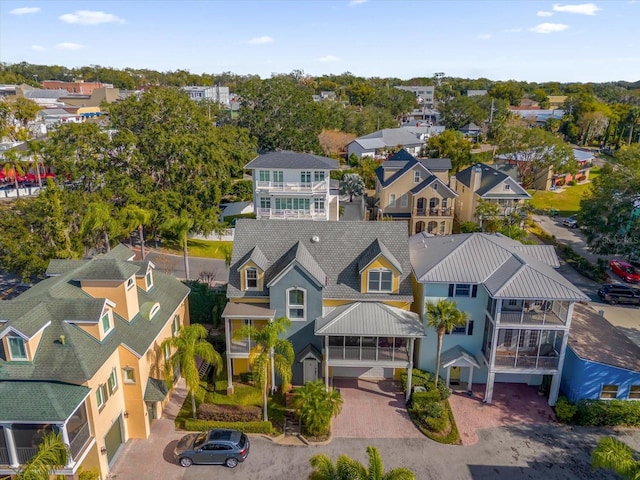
[145,250,229,284]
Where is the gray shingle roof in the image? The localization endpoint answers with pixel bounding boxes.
[144,377,170,402]
[456,163,530,198]
[410,176,458,197]
[357,239,403,274]
[245,151,339,170]
[440,345,480,368]
[409,233,588,301]
[229,220,413,302]
[72,259,140,281]
[237,246,269,272]
[0,381,90,422]
[315,302,423,336]
[418,158,452,171]
[266,241,327,287]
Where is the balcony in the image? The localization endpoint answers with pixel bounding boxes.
[256,180,328,193]
[0,448,8,465]
[257,208,327,220]
[413,208,453,217]
[327,345,409,364]
[499,301,569,326]
[228,337,255,356]
[493,352,559,370]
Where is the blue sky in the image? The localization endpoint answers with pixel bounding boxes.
[1,1,639,83]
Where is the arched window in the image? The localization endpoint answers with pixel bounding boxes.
[415,221,425,234]
[287,288,306,321]
[439,221,446,234]
[427,221,437,233]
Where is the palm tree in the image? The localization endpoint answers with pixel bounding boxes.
[475,199,502,233]
[80,201,119,253]
[339,173,365,202]
[426,299,469,387]
[290,380,343,436]
[14,431,69,480]
[2,149,25,198]
[592,436,640,480]
[233,317,294,421]
[161,323,222,419]
[161,211,193,279]
[120,205,153,260]
[309,446,415,480]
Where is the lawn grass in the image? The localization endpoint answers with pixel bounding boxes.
[161,238,232,260]
[527,167,600,217]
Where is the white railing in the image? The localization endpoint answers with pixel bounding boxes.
[328,346,409,363]
[258,208,327,220]
[255,180,328,192]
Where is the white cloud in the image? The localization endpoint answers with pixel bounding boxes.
[349,0,368,6]
[56,43,84,51]
[504,28,523,33]
[478,34,492,40]
[59,10,125,25]
[247,36,274,45]
[529,22,570,33]
[10,7,40,15]
[31,45,45,52]
[318,55,340,62]
[537,10,554,16]
[552,3,601,15]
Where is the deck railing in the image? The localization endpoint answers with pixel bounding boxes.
[493,354,559,369]
[327,346,409,363]
[255,180,328,192]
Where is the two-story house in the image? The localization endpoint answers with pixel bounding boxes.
[347,129,425,161]
[222,220,424,400]
[451,163,531,226]
[409,232,589,406]
[375,149,457,235]
[0,245,190,478]
[245,151,340,221]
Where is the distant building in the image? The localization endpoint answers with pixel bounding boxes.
[467,90,488,97]
[347,128,425,160]
[183,86,230,105]
[395,85,435,108]
[41,80,107,95]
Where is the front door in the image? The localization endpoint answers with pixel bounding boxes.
[303,358,318,384]
[450,366,461,385]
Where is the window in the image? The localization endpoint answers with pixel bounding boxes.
[455,284,471,297]
[275,198,310,211]
[314,171,325,182]
[504,184,511,190]
[126,277,135,290]
[96,384,108,410]
[389,194,396,208]
[172,315,180,336]
[439,221,446,234]
[442,198,448,208]
[108,368,118,395]
[401,194,408,208]
[508,299,518,306]
[273,171,283,183]
[433,183,438,191]
[528,331,540,348]
[258,170,270,182]
[600,384,619,399]
[260,197,271,209]
[245,268,258,290]
[164,343,171,360]
[123,367,136,384]
[287,288,306,320]
[150,304,160,319]
[300,171,311,185]
[101,312,111,335]
[501,330,514,347]
[629,386,640,400]
[414,171,421,183]
[314,198,325,212]
[146,271,153,289]
[368,269,393,292]
[8,336,28,360]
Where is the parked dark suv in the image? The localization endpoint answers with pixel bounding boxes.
[597,284,640,305]
[174,429,249,468]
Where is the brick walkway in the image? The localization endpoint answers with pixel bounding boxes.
[331,379,423,438]
[448,383,556,446]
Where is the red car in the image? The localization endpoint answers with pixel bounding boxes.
[610,259,640,283]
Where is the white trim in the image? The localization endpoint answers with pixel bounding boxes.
[7,335,28,361]
[367,269,393,293]
[286,287,307,321]
[149,303,160,319]
[266,261,324,288]
[0,321,51,341]
[245,267,258,291]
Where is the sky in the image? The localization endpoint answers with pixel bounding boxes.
[1,0,639,83]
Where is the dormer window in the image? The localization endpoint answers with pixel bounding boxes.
[146,271,153,289]
[246,268,258,290]
[368,269,393,293]
[150,304,160,319]
[126,277,135,290]
[101,312,112,335]
[8,335,28,361]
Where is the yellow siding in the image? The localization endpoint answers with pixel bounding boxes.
[82,279,139,322]
[75,322,102,341]
[361,257,399,293]
[117,346,148,439]
[25,328,46,360]
[239,261,264,292]
[323,299,411,310]
[230,297,270,304]
[394,369,402,380]
[233,358,250,374]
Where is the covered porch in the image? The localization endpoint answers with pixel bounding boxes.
[441,345,481,391]
[315,302,424,401]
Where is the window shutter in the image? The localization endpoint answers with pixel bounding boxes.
[467,320,474,336]
[448,284,454,297]
[472,285,478,297]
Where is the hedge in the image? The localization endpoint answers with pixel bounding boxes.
[575,399,640,427]
[198,403,261,422]
[183,419,273,434]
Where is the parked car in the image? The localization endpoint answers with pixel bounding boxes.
[597,284,640,305]
[563,216,578,228]
[174,429,249,468]
[609,259,640,283]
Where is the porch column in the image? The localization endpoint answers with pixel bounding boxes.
[468,367,474,391]
[484,371,495,403]
[60,422,74,468]
[324,336,330,389]
[405,338,415,402]
[225,318,234,395]
[549,315,573,406]
[3,425,19,468]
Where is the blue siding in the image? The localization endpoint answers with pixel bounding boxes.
[561,346,640,402]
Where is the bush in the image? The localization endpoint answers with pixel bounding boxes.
[183,419,273,434]
[424,401,444,419]
[198,403,261,422]
[239,372,253,383]
[411,390,442,406]
[425,415,447,433]
[574,399,640,427]
[567,180,577,186]
[554,396,577,423]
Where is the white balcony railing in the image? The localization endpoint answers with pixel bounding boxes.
[257,208,327,220]
[256,180,328,192]
[327,346,409,363]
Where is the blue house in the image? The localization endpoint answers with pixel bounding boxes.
[561,303,640,402]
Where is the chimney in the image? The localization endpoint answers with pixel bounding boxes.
[471,165,483,193]
[449,175,457,191]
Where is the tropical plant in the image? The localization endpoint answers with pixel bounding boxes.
[14,431,69,480]
[291,380,343,437]
[80,201,119,253]
[426,299,470,386]
[120,205,153,260]
[309,445,415,480]
[592,436,640,480]
[340,173,365,202]
[233,317,294,421]
[475,199,502,233]
[160,211,194,280]
[161,323,222,419]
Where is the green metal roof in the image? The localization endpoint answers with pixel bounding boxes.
[0,381,90,422]
[144,377,170,402]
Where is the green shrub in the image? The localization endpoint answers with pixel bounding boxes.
[183,419,273,434]
[554,396,577,423]
[437,380,451,400]
[400,369,432,391]
[424,401,444,419]
[574,399,640,427]
[198,403,261,422]
[426,415,447,433]
[567,180,577,186]
[411,390,442,406]
[239,372,253,383]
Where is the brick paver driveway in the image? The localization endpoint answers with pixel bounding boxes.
[331,378,423,438]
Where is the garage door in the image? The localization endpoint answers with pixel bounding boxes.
[333,366,393,378]
[104,416,124,466]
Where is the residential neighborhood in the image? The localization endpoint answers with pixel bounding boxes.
[1,2,640,478]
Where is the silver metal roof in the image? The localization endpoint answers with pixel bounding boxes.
[315,302,423,336]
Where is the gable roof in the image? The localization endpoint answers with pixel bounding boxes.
[0,381,91,422]
[237,246,269,272]
[456,163,530,198]
[244,151,339,170]
[410,175,458,197]
[409,233,588,301]
[353,129,424,151]
[266,241,327,287]
[229,220,413,302]
[357,239,403,274]
[315,302,423,336]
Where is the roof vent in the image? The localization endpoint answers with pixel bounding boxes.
[311,235,320,243]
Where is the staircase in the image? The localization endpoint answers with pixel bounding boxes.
[198,360,211,380]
